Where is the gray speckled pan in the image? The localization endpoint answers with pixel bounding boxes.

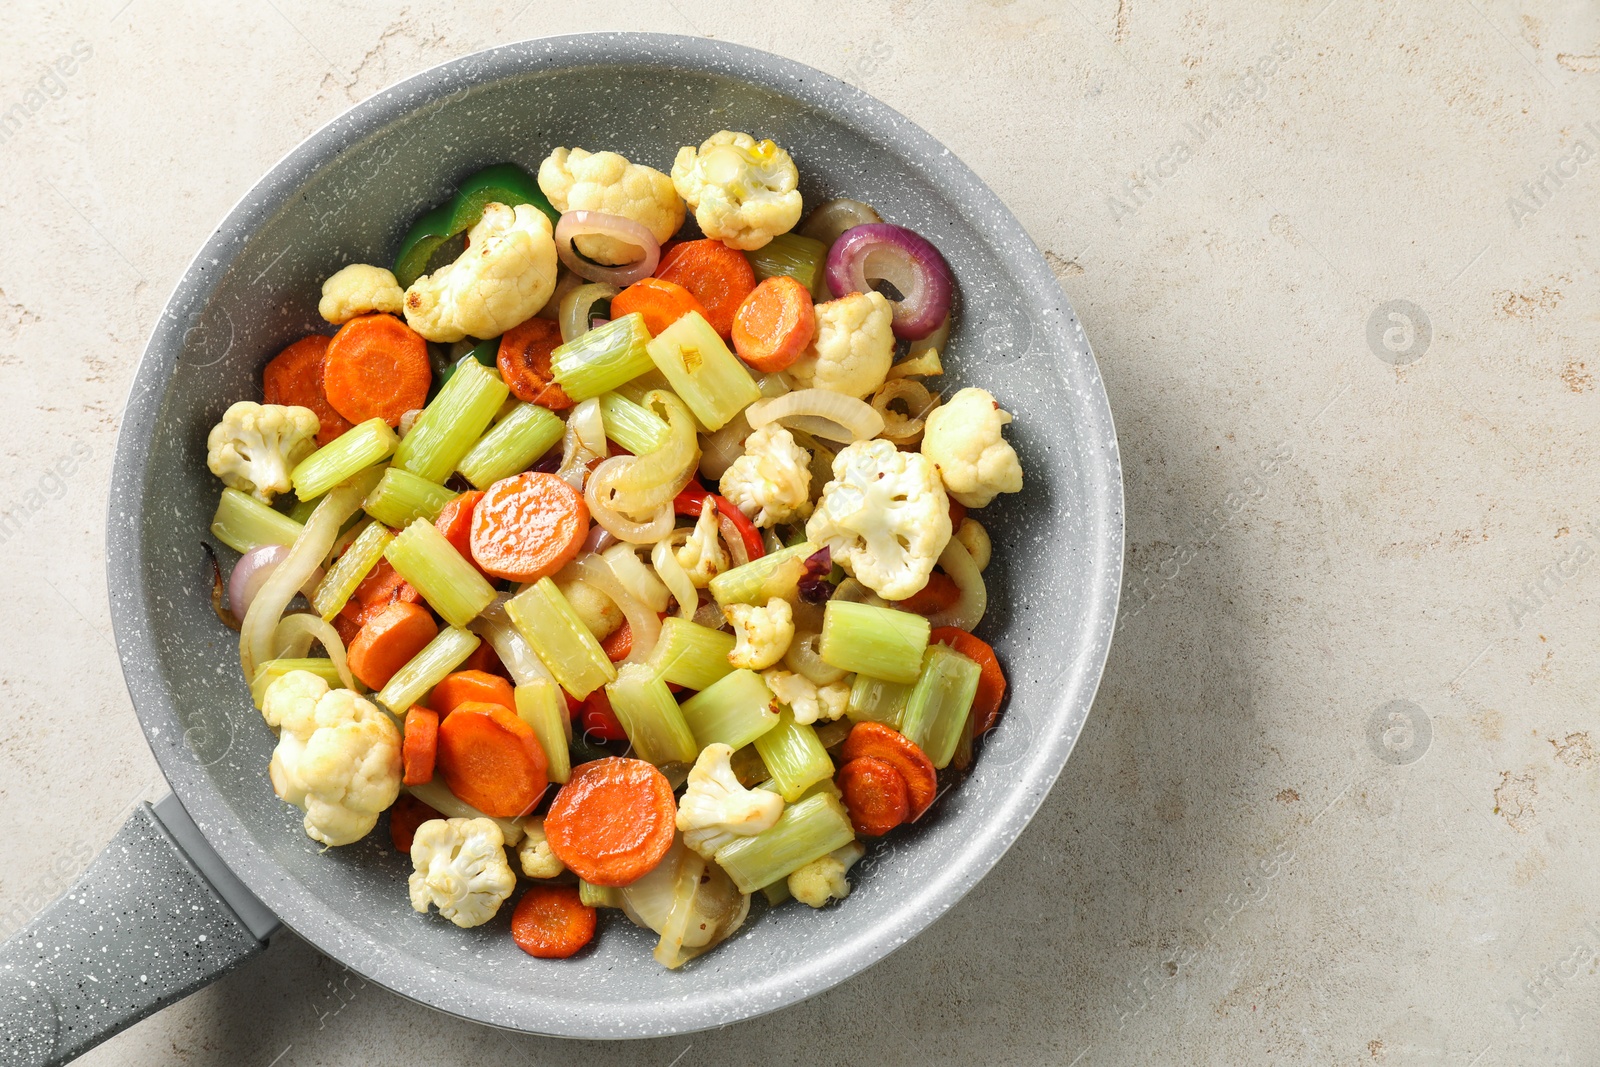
[4,32,1122,1060]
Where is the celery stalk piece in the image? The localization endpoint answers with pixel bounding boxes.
[646,617,737,691]
[456,403,564,489]
[846,673,911,728]
[363,467,459,529]
[820,601,929,685]
[898,644,982,769]
[383,519,495,628]
[707,541,818,607]
[210,488,304,554]
[515,679,571,784]
[286,493,321,524]
[679,669,780,751]
[760,878,792,907]
[752,710,833,801]
[550,313,654,401]
[311,520,393,620]
[506,577,617,698]
[290,417,398,499]
[249,658,343,708]
[713,793,856,894]
[644,311,761,431]
[405,780,524,845]
[605,663,699,765]
[578,879,624,909]
[393,357,510,483]
[596,391,669,456]
[746,232,827,292]
[377,626,480,714]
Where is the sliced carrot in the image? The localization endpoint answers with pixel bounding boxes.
[497,317,573,409]
[388,794,442,854]
[262,335,352,446]
[435,490,488,576]
[837,755,910,836]
[948,499,968,529]
[611,277,710,337]
[323,313,431,426]
[930,627,1008,734]
[469,472,589,582]
[840,721,938,820]
[340,557,423,628]
[460,640,510,679]
[893,571,961,616]
[403,705,440,786]
[575,688,628,742]
[436,701,549,818]
[600,621,633,663]
[348,602,438,690]
[511,884,597,959]
[732,275,815,373]
[333,611,361,647]
[654,239,757,339]
[431,669,516,716]
[544,757,676,886]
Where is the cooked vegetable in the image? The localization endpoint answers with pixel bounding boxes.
[387,793,441,854]
[374,624,480,715]
[846,673,911,728]
[896,571,960,616]
[402,705,439,785]
[323,314,432,425]
[677,668,780,751]
[578,879,623,909]
[515,679,571,785]
[836,755,909,836]
[457,402,565,489]
[558,281,619,343]
[538,147,684,266]
[348,601,438,690]
[394,357,509,483]
[290,417,398,500]
[262,335,351,447]
[385,518,496,628]
[743,388,885,444]
[732,275,815,374]
[652,238,759,339]
[550,312,654,402]
[762,668,849,727]
[787,841,865,908]
[496,316,572,409]
[206,401,320,504]
[712,791,855,894]
[724,597,794,671]
[596,390,670,456]
[517,814,566,878]
[921,386,1023,508]
[211,487,304,554]
[430,669,515,715]
[645,310,760,431]
[506,577,616,698]
[671,132,802,251]
[363,467,458,529]
[403,203,560,343]
[718,424,812,528]
[952,517,992,572]
[431,490,484,571]
[618,838,749,968]
[227,543,320,618]
[319,264,405,324]
[405,777,524,845]
[787,290,895,399]
[544,757,677,886]
[825,223,953,341]
[248,657,342,709]
[605,663,698,766]
[707,540,816,607]
[394,162,558,290]
[436,701,549,818]
[841,721,937,819]
[820,601,929,685]
[898,643,981,769]
[610,276,708,336]
[469,471,588,583]
[676,743,784,860]
[312,521,392,620]
[752,709,834,802]
[512,884,597,959]
[646,617,737,692]
[798,197,882,246]
[745,232,827,293]
[408,816,517,928]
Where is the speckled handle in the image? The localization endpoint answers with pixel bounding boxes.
[0,802,270,1066]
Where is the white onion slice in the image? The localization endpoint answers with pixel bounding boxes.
[270,613,356,691]
[566,555,660,664]
[651,539,698,621]
[927,536,987,631]
[782,631,846,685]
[603,543,671,614]
[745,389,884,443]
[554,210,660,286]
[558,282,619,344]
[471,594,558,688]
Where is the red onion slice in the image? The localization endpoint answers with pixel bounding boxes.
[825,223,954,341]
[229,544,323,618]
[554,210,661,287]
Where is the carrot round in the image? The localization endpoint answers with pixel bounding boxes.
[431,669,516,716]
[460,640,509,678]
[600,621,633,662]
[469,472,590,582]
[436,701,549,819]
[262,334,352,446]
[611,277,710,337]
[402,705,440,786]
[840,721,938,820]
[338,557,422,632]
[544,757,675,886]
[511,884,597,959]
[435,489,485,558]
[323,313,431,426]
[347,601,438,690]
[732,275,814,372]
[654,239,757,339]
[930,627,1008,734]
[388,793,442,854]
[837,755,910,836]
[893,571,960,616]
[498,317,572,409]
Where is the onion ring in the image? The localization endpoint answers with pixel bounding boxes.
[745,389,884,443]
[554,210,660,286]
[825,223,954,340]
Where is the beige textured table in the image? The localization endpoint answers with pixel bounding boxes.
[3,1,1597,1063]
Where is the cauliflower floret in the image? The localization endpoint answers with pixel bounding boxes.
[318,263,404,324]
[206,401,319,504]
[676,498,729,588]
[556,577,623,641]
[805,439,952,601]
[403,202,558,343]
[676,743,785,860]
[408,817,517,928]
[537,147,685,265]
[517,815,565,879]
[261,671,402,847]
[725,597,794,671]
[954,516,992,572]
[762,668,849,726]
[785,291,896,399]
[921,387,1024,508]
[787,841,866,908]
[718,424,812,527]
[671,131,802,250]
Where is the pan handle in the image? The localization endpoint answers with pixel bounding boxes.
[0,794,279,1066]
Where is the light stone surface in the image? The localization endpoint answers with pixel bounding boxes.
[1,1,1597,1064]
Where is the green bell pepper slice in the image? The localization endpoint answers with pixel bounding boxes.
[393,163,560,289]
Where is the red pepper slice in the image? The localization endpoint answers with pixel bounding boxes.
[674,481,712,516]
[575,688,629,742]
[673,482,765,561]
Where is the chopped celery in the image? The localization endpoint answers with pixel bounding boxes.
[760,878,792,906]
[846,673,911,728]
[746,232,827,292]
[405,779,523,845]
[249,658,342,708]
[456,403,563,489]
[820,601,929,685]
[515,679,571,784]
[210,488,303,554]
[713,792,856,894]
[311,520,393,620]
[679,669,779,751]
[898,644,982,769]
[384,519,495,628]
[550,313,654,401]
[286,493,321,524]
[605,663,699,765]
[579,879,624,909]
[646,617,736,691]
[645,311,761,431]
[377,626,480,714]
[363,467,458,529]
[290,417,398,499]
[752,710,833,802]
[597,390,669,455]
[507,578,617,698]
[707,541,817,607]
[393,357,510,483]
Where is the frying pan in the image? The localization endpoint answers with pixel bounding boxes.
[0,33,1122,1064]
